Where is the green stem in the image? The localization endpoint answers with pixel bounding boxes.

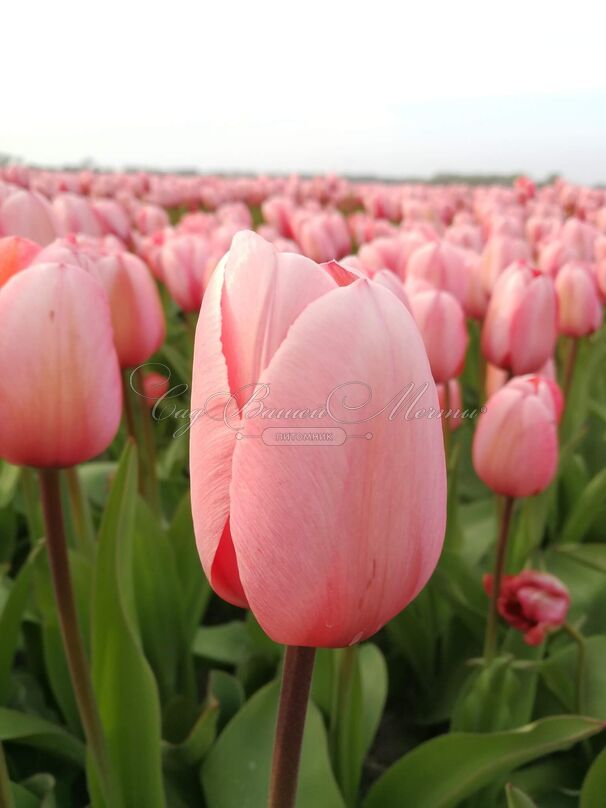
[38,469,113,805]
[184,311,198,345]
[269,646,316,808]
[132,368,160,515]
[0,743,14,808]
[484,496,515,664]
[64,467,94,555]
[19,468,44,540]
[563,623,586,714]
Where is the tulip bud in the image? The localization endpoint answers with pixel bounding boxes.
[141,371,170,408]
[0,236,40,288]
[555,261,602,337]
[407,241,468,303]
[481,263,557,375]
[0,263,122,467]
[473,375,560,497]
[190,231,446,647]
[0,190,59,246]
[90,253,166,368]
[409,289,468,383]
[483,571,570,645]
[161,235,209,312]
[480,235,531,293]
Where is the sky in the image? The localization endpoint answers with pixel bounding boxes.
[3,0,606,183]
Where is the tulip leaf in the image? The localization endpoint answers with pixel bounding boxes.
[541,635,606,719]
[580,744,606,807]
[132,499,188,703]
[0,547,40,704]
[0,707,84,765]
[163,699,219,769]
[363,716,604,808]
[553,544,606,576]
[0,461,21,510]
[192,621,254,666]
[201,682,345,808]
[557,468,606,545]
[505,783,538,807]
[168,493,211,640]
[91,443,165,808]
[10,783,39,808]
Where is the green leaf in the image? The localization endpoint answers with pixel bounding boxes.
[0,547,40,704]
[10,783,38,808]
[541,636,606,718]
[91,444,165,808]
[0,462,21,509]
[505,783,538,807]
[553,544,606,575]
[0,707,84,765]
[163,700,219,769]
[168,494,211,640]
[363,716,604,808]
[201,682,345,808]
[557,468,606,544]
[132,499,189,703]
[580,744,606,807]
[192,621,253,666]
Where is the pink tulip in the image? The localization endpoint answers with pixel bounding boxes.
[473,375,560,497]
[141,371,170,407]
[407,241,468,302]
[481,263,557,375]
[190,231,446,647]
[554,261,602,337]
[0,236,40,288]
[480,235,531,292]
[372,269,411,310]
[409,289,468,383]
[52,193,104,237]
[161,235,209,312]
[0,190,59,246]
[90,253,166,367]
[92,199,132,242]
[483,571,569,645]
[560,217,597,262]
[0,262,122,467]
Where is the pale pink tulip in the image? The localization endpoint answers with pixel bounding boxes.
[555,261,602,337]
[407,241,468,303]
[0,190,59,246]
[161,235,209,312]
[481,264,557,375]
[473,375,560,497]
[190,231,446,646]
[409,289,468,383]
[480,235,531,292]
[0,236,40,288]
[0,263,122,467]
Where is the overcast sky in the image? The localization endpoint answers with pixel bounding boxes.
[3,0,606,183]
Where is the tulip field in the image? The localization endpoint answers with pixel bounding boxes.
[1,167,606,808]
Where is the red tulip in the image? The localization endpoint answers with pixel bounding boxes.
[473,375,560,497]
[483,571,570,645]
[481,263,557,375]
[555,261,602,337]
[409,289,468,383]
[190,231,446,647]
[0,263,122,467]
[90,253,166,368]
[0,236,40,288]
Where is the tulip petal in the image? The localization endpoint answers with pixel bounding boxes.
[229,279,446,647]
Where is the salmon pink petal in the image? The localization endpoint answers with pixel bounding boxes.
[229,279,446,646]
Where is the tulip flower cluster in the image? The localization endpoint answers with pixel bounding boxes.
[0,165,604,808]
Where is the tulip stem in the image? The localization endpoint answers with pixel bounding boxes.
[121,370,138,441]
[269,646,316,808]
[333,646,360,807]
[484,496,515,664]
[563,338,579,399]
[0,743,13,808]
[563,623,586,714]
[132,368,161,515]
[38,469,113,805]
